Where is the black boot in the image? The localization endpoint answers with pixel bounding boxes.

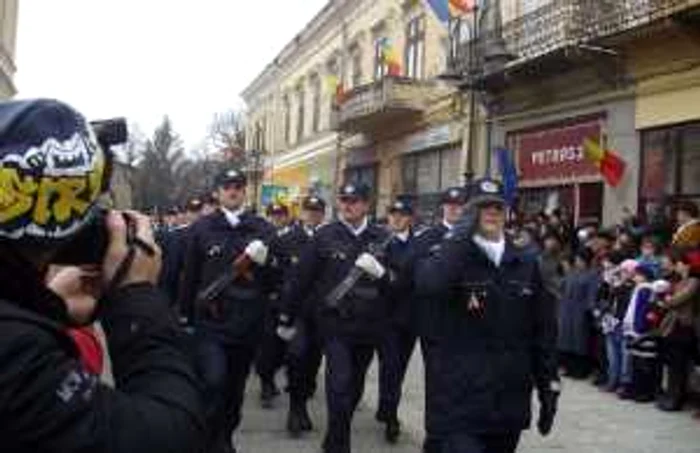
[384,417,401,444]
[656,369,686,412]
[260,379,280,409]
[287,401,313,438]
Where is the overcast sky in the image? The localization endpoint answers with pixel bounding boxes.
[15,0,328,149]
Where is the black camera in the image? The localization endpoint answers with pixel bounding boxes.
[51,118,128,265]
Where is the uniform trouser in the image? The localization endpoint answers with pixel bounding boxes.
[196,336,257,452]
[322,337,376,453]
[287,318,323,404]
[377,326,416,419]
[442,432,521,453]
[420,337,442,453]
[256,309,287,384]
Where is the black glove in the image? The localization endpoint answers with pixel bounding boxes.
[537,388,559,436]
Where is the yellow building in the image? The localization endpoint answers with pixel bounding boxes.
[241,0,467,218]
[0,0,18,99]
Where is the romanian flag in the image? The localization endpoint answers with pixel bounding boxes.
[379,37,402,76]
[426,0,478,23]
[583,137,627,187]
[326,74,345,105]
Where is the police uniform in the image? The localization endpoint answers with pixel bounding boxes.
[0,99,204,452]
[281,184,395,453]
[177,169,276,453]
[375,196,418,442]
[255,202,294,407]
[283,196,327,436]
[409,187,467,453]
[415,179,560,453]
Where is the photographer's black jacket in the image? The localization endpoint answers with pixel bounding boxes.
[0,260,204,453]
[177,209,276,343]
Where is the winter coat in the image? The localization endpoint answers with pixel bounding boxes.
[557,268,600,355]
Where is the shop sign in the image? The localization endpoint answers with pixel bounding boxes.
[402,124,452,154]
[510,116,603,182]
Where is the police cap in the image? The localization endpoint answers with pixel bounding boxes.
[302,195,326,212]
[441,187,466,205]
[338,182,371,202]
[215,168,247,187]
[388,195,414,215]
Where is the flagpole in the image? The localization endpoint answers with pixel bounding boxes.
[332,20,348,199]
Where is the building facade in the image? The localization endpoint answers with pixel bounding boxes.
[465,0,700,226]
[0,0,18,99]
[241,0,466,218]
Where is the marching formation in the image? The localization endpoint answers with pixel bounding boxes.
[152,161,560,453]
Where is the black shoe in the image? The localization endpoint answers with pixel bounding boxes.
[385,418,401,444]
[656,395,683,412]
[260,380,280,409]
[287,402,313,438]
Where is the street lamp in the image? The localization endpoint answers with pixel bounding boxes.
[249,148,264,214]
[439,0,512,185]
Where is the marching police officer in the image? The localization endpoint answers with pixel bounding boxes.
[178,168,276,453]
[256,202,294,408]
[375,195,418,443]
[416,178,560,453]
[279,183,394,453]
[412,186,467,453]
[279,195,328,437]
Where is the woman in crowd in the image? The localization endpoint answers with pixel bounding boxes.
[558,249,600,379]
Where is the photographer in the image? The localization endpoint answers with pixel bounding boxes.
[0,99,204,452]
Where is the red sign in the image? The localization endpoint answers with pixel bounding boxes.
[510,116,603,182]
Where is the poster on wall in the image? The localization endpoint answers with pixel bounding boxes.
[261,185,289,206]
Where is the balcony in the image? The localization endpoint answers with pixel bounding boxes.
[452,0,700,83]
[331,77,439,134]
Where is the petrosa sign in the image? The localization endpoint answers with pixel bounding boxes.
[508,116,603,182]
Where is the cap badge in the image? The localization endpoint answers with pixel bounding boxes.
[481,180,498,193]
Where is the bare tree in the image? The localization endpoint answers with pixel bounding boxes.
[208,110,247,168]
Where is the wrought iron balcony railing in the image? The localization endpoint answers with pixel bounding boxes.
[450,0,699,77]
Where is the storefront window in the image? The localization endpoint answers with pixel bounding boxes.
[640,121,700,215]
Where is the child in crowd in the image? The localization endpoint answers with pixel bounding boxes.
[620,263,660,402]
[600,258,637,392]
[636,236,663,279]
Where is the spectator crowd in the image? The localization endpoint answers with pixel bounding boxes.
[506,200,700,419]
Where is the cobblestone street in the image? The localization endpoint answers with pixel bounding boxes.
[239,352,700,453]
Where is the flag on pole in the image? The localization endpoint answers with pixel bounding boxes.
[326,74,345,105]
[379,37,402,76]
[495,147,518,206]
[583,137,626,187]
[426,0,478,23]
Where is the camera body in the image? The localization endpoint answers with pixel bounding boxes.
[52,118,127,265]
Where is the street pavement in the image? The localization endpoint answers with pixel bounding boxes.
[238,350,700,453]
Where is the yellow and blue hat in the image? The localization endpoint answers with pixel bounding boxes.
[0,99,110,242]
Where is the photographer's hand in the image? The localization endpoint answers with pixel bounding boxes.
[102,211,161,289]
[47,265,101,324]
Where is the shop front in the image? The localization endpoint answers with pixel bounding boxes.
[397,122,462,222]
[506,114,605,226]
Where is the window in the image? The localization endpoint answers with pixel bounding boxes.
[405,15,425,79]
[283,95,291,144]
[640,121,700,216]
[402,147,460,194]
[296,84,305,142]
[349,47,363,88]
[311,75,321,133]
[374,38,388,81]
